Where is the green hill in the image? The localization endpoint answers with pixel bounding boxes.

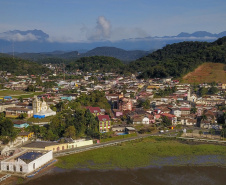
[129,37,226,79]
[0,54,50,75]
[66,56,124,73]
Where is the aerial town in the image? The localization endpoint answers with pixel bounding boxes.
[0,62,225,181]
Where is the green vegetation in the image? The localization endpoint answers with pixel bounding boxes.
[0,56,50,75]
[66,56,124,73]
[0,89,43,98]
[27,91,111,140]
[100,133,137,142]
[0,113,17,143]
[129,37,226,79]
[56,137,226,169]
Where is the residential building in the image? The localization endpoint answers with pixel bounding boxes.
[98,115,111,132]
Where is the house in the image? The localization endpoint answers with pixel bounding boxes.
[22,141,69,152]
[161,113,177,125]
[98,115,111,132]
[171,108,181,117]
[5,107,33,118]
[68,139,93,149]
[88,107,103,116]
[132,115,150,124]
[112,109,123,117]
[0,150,53,174]
[125,127,136,134]
[112,125,126,133]
[18,132,34,140]
[0,102,16,112]
[13,120,29,128]
[180,108,191,116]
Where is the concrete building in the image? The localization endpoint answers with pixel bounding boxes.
[1,150,53,174]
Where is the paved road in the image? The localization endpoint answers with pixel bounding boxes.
[53,134,153,157]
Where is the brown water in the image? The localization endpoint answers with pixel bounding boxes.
[23,166,226,185]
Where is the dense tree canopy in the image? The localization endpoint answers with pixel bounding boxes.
[66,56,124,73]
[129,37,226,79]
[0,56,50,75]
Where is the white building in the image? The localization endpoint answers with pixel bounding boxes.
[1,150,53,174]
[33,96,56,118]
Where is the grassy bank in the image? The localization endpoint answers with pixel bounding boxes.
[100,133,137,142]
[0,89,43,98]
[56,137,226,169]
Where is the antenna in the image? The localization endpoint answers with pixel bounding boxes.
[12,41,15,60]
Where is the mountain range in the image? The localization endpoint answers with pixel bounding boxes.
[14,47,151,62]
[0,29,226,53]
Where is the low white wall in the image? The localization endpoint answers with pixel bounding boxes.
[68,140,93,149]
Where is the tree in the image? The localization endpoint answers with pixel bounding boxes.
[209,128,215,138]
[199,87,208,97]
[161,116,172,127]
[64,126,76,139]
[199,130,203,137]
[208,87,218,95]
[190,107,197,114]
[18,113,27,119]
[18,96,23,103]
[26,85,35,92]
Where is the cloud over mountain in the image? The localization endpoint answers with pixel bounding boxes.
[0,29,49,42]
[88,16,111,41]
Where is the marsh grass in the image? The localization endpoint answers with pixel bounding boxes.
[56,137,226,169]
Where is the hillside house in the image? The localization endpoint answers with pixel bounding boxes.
[98,115,111,132]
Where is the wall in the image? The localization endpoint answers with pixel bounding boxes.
[0,150,53,174]
[68,140,93,149]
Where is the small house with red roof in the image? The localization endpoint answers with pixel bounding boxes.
[97,115,111,132]
[161,113,177,125]
[88,107,103,117]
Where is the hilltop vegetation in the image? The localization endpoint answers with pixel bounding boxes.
[0,55,50,75]
[66,56,124,73]
[2,37,226,79]
[129,36,226,79]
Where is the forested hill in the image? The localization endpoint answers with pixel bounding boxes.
[82,47,150,62]
[0,55,50,75]
[66,56,124,73]
[129,36,226,79]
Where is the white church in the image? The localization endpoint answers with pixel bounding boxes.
[33,96,56,118]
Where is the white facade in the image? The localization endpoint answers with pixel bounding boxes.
[172,109,181,117]
[33,96,56,117]
[142,117,150,124]
[1,150,53,174]
[68,139,93,149]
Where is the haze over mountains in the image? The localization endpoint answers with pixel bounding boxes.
[1,29,226,54]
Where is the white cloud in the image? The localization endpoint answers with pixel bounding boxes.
[0,32,38,42]
[88,16,111,41]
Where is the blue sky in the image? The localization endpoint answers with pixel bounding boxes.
[1,0,226,42]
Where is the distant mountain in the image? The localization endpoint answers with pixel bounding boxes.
[81,47,150,61]
[1,29,226,53]
[14,47,151,63]
[176,31,226,38]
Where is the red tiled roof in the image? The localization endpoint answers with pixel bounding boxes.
[98,115,110,121]
[88,107,101,114]
[180,108,190,111]
[161,113,176,118]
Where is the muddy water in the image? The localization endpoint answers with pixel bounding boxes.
[23,166,226,185]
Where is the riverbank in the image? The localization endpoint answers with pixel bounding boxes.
[56,137,226,170]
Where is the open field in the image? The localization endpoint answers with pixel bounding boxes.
[182,62,226,84]
[0,89,43,98]
[56,137,226,169]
